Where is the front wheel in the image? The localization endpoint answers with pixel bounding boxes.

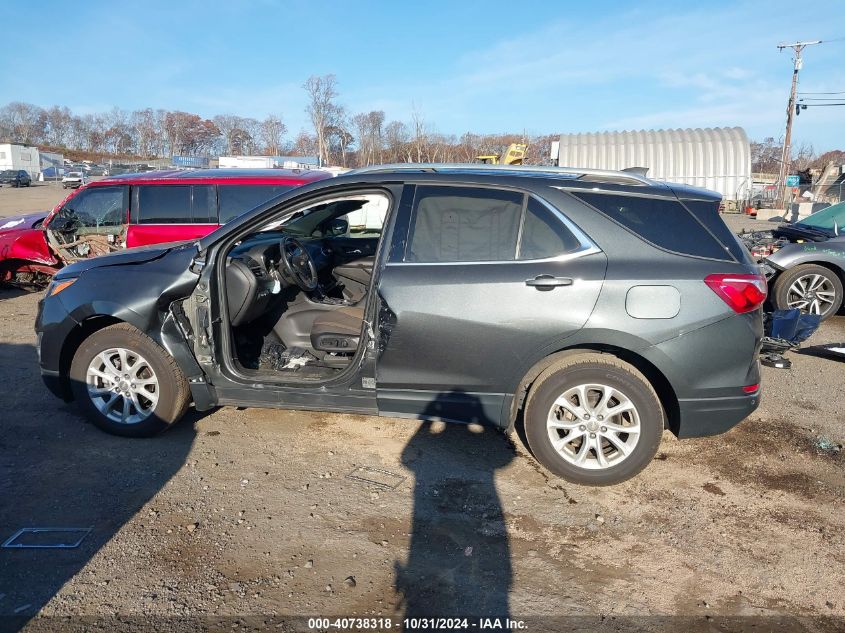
[69,323,191,437]
[524,353,664,486]
[771,264,843,321]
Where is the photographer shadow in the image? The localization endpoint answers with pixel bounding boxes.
[396,390,514,624]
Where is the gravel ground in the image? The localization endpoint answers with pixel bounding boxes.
[0,181,75,218]
[0,192,843,632]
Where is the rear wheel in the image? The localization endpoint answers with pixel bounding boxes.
[69,323,191,437]
[772,264,843,321]
[524,353,664,486]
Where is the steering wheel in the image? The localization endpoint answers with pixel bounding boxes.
[279,237,319,292]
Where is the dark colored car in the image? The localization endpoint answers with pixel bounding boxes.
[0,168,331,286]
[0,169,31,187]
[35,164,765,485]
[740,201,845,321]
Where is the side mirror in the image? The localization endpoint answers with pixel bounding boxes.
[326,217,349,237]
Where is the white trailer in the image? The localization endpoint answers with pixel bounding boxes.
[0,144,41,179]
[218,155,276,169]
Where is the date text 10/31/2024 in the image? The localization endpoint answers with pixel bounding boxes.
[307,617,528,630]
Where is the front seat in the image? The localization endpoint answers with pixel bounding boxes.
[310,305,365,353]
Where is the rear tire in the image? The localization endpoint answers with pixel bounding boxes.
[524,353,663,486]
[69,323,191,437]
[771,264,843,321]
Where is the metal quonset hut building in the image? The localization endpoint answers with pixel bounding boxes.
[552,127,751,201]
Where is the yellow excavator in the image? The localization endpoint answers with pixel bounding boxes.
[477,143,527,165]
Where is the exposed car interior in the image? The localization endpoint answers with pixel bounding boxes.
[224,193,388,380]
[45,185,128,262]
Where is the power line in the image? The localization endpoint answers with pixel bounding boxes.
[798,91,845,95]
[798,97,845,100]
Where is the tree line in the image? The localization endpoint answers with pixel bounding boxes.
[1,74,840,171]
[750,137,842,175]
[0,74,551,167]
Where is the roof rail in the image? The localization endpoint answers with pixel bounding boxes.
[346,163,652,185]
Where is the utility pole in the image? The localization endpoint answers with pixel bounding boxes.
[775,40,822,209]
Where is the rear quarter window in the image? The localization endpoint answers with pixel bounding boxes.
[218,185,294,223]
[570,192,730,260]
[681,199,748,262]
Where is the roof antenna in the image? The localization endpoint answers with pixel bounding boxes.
[622,166,649,177]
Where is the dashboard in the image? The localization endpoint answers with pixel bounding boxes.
[225,231,331,326]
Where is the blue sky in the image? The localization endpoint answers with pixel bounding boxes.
[3,0,844,151]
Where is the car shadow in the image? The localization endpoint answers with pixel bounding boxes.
[0,342,200,630]
[0,287,42,301]
[395,391,515,625]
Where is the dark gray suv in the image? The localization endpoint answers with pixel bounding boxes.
[35,165,765,485]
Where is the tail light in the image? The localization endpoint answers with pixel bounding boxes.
[704,273,768,313]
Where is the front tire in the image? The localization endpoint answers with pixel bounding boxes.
[772,264,843,321]
[524,353,663,486]
[69,323,191,437]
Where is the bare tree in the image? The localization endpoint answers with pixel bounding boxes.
[303,74,338,166]
[261,115,287,156]
[352,110,385,166]
[410,107,427,163]
[384,120,410,163]
[0,102,47,144]
[292,130,318,157]
[131,109,158,157]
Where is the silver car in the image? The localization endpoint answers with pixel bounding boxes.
[743,201,845,320]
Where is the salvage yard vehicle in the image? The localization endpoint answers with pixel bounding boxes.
[0,168,331,286]
[61,171,86,189]
[0,169,31,187]
[36,164,765,485]
[740,200,845,321]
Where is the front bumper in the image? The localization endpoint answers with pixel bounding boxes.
[675,390,760,438]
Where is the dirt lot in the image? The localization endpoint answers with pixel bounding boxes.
[0,188,843,632]
[0,181,74,218]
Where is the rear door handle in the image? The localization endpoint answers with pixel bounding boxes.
[525,274,573,290]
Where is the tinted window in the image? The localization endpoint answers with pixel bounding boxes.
[219,185,293,223]
[407,186,523,263]
[571,192,729,260]
[59,186,127,229]
[682,199,746,261]
[191,185,217,223]
[136,185,217,224]
[518,197,582,259]
[137,186,191,224]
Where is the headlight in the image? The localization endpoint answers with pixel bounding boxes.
[45,278,77,297]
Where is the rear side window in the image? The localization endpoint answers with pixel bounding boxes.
[682,199,747,261]
[219,185,294,223]
[571,192,729,260]
[191,185,217,223]
[406,186,523,262]
[518,197,582,260]
[135,185,217,224]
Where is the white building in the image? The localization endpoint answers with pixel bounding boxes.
[552,127,751,201]
[0,144,41,179]
[218,155,320,170]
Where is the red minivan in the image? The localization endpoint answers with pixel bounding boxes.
[0,169,330,285]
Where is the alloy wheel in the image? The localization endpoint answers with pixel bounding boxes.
[546,383,641,470]
[786,274,836,316]
[86,347,159,425]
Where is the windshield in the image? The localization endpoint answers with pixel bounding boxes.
[796,201,845,233]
